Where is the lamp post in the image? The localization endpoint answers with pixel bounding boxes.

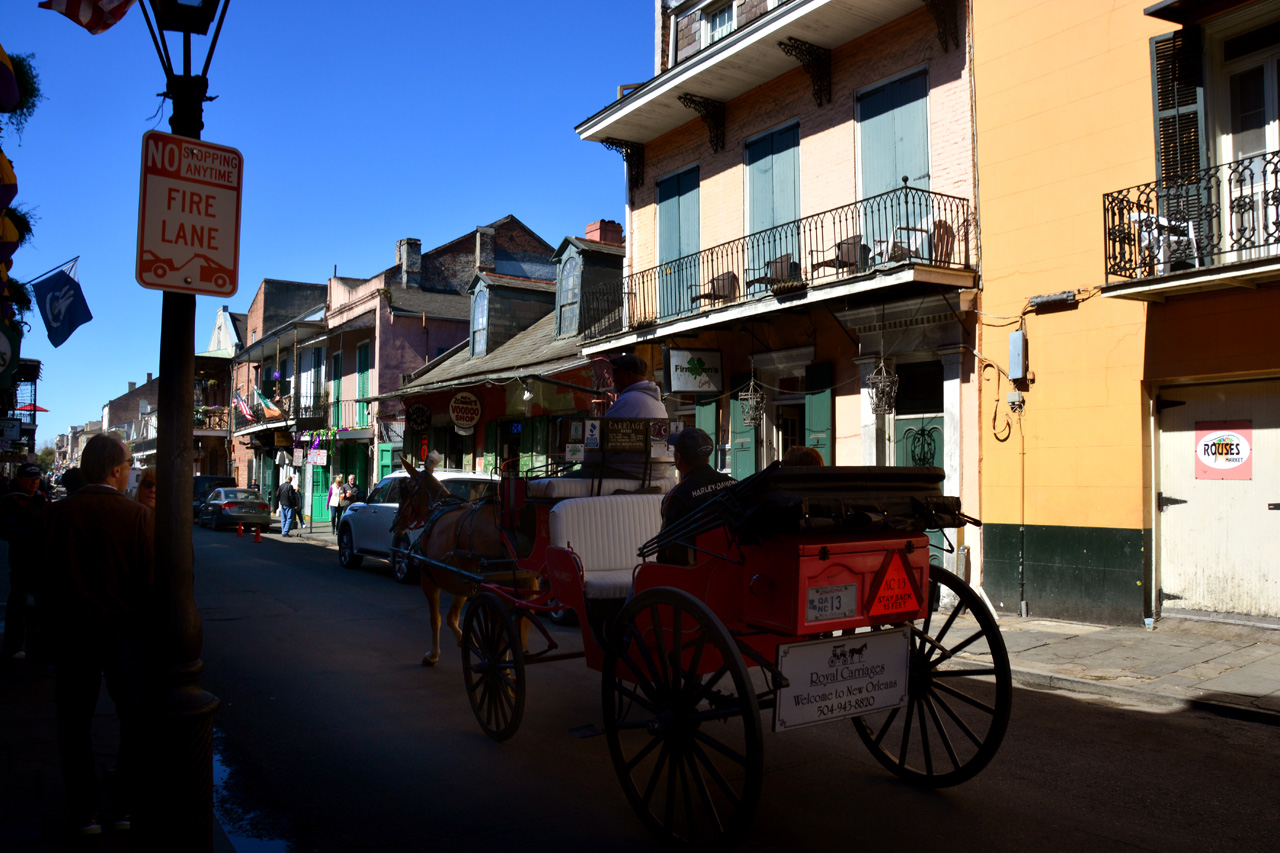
[138,2,227,849]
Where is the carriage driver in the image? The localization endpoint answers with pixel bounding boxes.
[658,428,736,564]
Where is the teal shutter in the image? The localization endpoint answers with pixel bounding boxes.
[657,167,699,319]
[356,343,370,428]
[377,442,393,481]
[695,398,716,437]
[804,363,833,464]
[310,464,329,523]
[859,71,929,195]
[729,375,756,479]
[483,421,498,475]
[747,126,801,283]
[331,352,342,429]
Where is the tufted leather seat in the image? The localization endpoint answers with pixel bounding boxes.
[548,494,665,598]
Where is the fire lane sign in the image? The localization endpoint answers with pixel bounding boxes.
[136,130,243,296]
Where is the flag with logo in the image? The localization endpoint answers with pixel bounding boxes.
[30,258,93,348]
[253,386,282,420]
[38,0,138,35]
[232,391,255,423]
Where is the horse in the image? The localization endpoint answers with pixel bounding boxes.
[390,457,512,666]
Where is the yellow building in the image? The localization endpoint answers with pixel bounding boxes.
[973,0,1280,623]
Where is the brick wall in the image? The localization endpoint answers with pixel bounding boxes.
[631,7,974,273]
[675,11,698,63]
[487,288,554,351]
[104,375,159,431]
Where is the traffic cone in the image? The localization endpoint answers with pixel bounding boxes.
[253,525,262,543]
[237,522,244,537]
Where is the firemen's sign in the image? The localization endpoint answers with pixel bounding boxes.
[136,130,243,296]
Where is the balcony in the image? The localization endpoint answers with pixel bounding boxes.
[194,407,229,433]
[1103,153,1280,299]
[229,393,326,434]
[581,184,973,342]
[328,399,370,431]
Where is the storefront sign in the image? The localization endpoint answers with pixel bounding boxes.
[292,449,305,467]
[449,392,481,429]
[664,347,723,394]
[1195,421,1252,480]
[307,448,328,466]
[0,418,18,441]
[274,432,293,447]
[407,402,431,431]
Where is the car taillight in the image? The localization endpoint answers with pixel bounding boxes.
[223,502,239,509]
[257,503,268,511]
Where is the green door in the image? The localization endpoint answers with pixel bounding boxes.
[260,455,276,510]
[377,442,394,481]
[729,375,756,480]
[332,352,343,429]
[356,342,370,428]
[310,464,330,523]
[895,415,944,564]
[804,363,833,463]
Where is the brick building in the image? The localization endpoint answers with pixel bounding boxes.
[575,0,980,576]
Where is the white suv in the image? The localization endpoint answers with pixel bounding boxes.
[337,468,498,583]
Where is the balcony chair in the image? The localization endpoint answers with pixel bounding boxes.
[871,218,955,267]
[810,236,871,275]
[745,252,801,289]
[690,271,739,305]
[1128,210,1199,274]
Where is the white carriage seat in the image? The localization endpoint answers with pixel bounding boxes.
[528,475,677,500]
[547,494,665,599]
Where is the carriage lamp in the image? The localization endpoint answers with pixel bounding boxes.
[153,0,221,35]
[867,359,898,416]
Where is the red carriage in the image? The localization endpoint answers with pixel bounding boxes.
[393,419,1011,849]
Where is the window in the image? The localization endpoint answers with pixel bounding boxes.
[471,285,488,356]
[705,2,734,45]
[557,256,580,337]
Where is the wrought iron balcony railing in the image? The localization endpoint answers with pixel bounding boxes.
[230,393,328,433]
[1105,153,1280,280]
[581,183,972,341]
[328,399,370,431]
[193,408,229,431]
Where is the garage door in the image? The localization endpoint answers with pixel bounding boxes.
[1157,379,1280,617]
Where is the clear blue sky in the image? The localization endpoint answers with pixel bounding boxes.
[4,1,652,445]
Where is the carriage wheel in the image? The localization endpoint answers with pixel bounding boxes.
[461,592,525,742]
[853,568,1012,787]
[602,588,763,850]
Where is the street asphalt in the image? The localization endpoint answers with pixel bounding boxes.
[2,528,1278,849]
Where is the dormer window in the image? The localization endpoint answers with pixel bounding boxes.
[471,284,488,356]
[557,256,580,337]
[705,2,734,45]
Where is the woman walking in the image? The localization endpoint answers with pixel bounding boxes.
[327,474,343,534]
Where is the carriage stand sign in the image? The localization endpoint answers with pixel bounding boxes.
[136,130,243,296]
[774,627,910,731]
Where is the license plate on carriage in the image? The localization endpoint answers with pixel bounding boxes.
[806,583,858,623]
[773,627,910,732]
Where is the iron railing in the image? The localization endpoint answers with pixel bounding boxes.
[581,182,972,340]
[328,399,370,431]
[229,393,329,433]
[1105,153,1280,280]
[193,408,229,431]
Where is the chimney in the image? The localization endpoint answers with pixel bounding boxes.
[475,226,496,273]
[396,238,421,288]
[128,381,136,393]
[147,372,153,384]
[586,219,624,245]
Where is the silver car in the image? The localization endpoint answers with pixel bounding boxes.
[337,469,498,583]
[198,487,273,531]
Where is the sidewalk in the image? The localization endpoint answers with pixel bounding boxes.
[4,561,1278,850]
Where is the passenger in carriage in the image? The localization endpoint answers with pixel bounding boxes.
[565,353,672,483]
[658,428,735,564]
[782,445,825,467]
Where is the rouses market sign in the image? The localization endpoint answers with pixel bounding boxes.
[449,392,482,429]
[1195,420,1252,480]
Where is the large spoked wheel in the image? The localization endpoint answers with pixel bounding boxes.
[461,592,525,742]
[602,588,763,850]
[853,568,1012,787]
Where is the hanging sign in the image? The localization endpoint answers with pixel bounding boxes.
[407,402,431,431]
[307,448,328,466]
[1195,421,1252,480]
[136,130,243,296]
[663,347,723,393]
[292,449,305,467]
[449,392,481,429]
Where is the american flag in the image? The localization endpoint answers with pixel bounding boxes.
[232,391,255,423]
[38,0,138,35]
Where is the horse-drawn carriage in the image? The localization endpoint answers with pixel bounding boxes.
[392,418,1011,848]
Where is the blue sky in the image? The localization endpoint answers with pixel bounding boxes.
[4,1,651,444]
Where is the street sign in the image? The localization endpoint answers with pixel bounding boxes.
[0,418,19,441]
[136,130,243,296]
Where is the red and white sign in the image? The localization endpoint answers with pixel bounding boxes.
[1195,420,1252,480]
[136,130,243,296]
[449,392,482,429]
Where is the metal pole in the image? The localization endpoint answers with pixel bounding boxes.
[137,67,219,852]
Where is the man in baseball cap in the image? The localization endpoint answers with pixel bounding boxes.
[658,428,735,564]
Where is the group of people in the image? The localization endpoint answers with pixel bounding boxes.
[272,473,365,537]
[0,434,157,835]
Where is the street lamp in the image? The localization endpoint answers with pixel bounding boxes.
[136,2,229,850]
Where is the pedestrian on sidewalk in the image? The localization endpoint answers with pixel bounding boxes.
[46,434,155,836]
[277,474,300,537]
[133,468,156,510]
[0,462,50,661]
[341,474,363,509]
[327,474,343,534]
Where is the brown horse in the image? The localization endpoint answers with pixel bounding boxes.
[391,458,511,666]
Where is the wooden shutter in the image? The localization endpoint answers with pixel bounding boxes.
[729,374,756,479]
[858,70,929,195]
[695,398,717,437]
[804,362,833,464]
[1152,29,1205,184]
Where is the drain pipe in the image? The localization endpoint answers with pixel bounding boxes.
[1018,408,1028,618]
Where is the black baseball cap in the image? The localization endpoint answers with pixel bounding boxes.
[16,463,41,479]
[610,353,648,376]
[670,427,714,462]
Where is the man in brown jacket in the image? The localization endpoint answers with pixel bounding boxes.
[46,433,155,836]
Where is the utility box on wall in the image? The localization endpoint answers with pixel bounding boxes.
[1009,330,1027,381]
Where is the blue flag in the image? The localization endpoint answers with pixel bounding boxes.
[31,266,93,348]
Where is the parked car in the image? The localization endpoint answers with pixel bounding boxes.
[337,468,498,582]
[198,487,273,531]
[193,475,237,518]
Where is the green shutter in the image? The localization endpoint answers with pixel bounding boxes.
[331,352,342,429]
[356,343,370,428]
[696,398,717,437]
[804,362,833,464]
[377,442,394,481]
[483,420,498,475]
[729,375,756,479]
[310,464,329,523]
[657,167,699,318]
[355,445,369,493]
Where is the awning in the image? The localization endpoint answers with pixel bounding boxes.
[1144,0,1251,24]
